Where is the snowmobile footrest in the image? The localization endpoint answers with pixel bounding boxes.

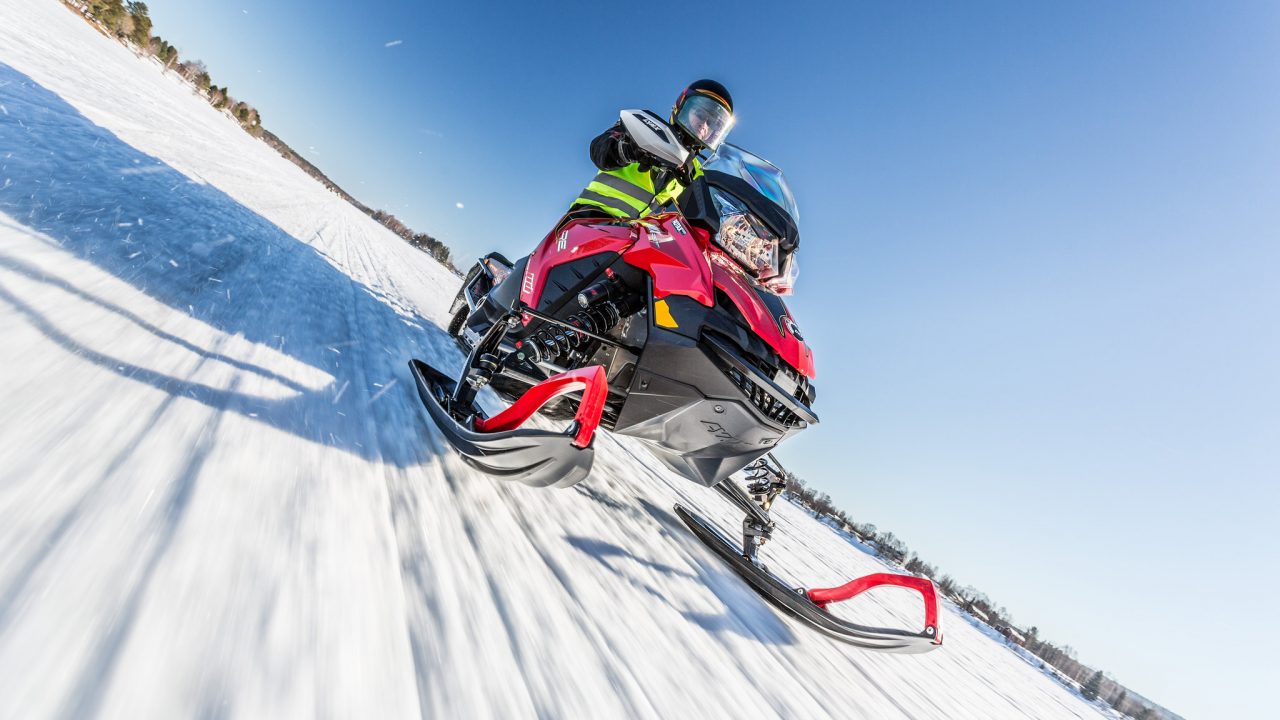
[409,359,606,488]
[675,505,942,653]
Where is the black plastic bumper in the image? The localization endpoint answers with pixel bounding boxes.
[611,327,818,487]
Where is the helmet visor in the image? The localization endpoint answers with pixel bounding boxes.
[675,95,735,151]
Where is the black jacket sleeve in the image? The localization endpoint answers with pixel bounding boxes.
[589,121,631,171]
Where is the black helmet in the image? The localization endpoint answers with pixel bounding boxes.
[671,79,735,152]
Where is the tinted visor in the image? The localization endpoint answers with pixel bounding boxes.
[674,95,734,151]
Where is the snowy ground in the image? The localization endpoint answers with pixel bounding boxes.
[0,2,1116,718]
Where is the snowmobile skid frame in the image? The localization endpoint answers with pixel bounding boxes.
[676,455,943,653]
[410,307,610,488]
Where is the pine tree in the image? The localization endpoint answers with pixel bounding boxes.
[1081,669,1103,701]
[126,2,151,47]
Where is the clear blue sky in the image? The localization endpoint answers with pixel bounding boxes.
[139,1,1278,716]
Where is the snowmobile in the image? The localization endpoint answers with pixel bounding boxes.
[409,110,941,652]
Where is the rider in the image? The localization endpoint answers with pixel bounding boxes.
[560,79,736,233]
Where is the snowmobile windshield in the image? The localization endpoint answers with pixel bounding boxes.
[674,95,735,151]
[705,144,799,223]
[704,144,801,294]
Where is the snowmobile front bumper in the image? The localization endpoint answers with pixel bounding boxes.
[676,505,942,653]
[613,330,818,487]
[409,359,607,488]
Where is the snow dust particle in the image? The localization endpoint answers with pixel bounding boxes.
[369,378,398,404]
[455,202,464,209]
[385,40,403,48]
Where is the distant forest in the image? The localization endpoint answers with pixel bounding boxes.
[781,470,1175,720]
[63,0,458,273]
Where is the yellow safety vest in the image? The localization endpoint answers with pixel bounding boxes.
[574,158,704,219]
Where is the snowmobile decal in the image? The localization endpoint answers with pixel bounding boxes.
[623,215,715,306]
[779,314,803,341]
[519,222,633,308]
[652,299,678,328]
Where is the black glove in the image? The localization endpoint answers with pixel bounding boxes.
[615,132,637,166]
[619,135,656,172]
[672,160,695,186]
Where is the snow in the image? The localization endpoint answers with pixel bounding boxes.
[0,2,1117,718]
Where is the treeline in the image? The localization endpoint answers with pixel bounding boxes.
[781,471,1172,720]
[370,211,454,268]
[74,2,261,134]
[62,1,457,273]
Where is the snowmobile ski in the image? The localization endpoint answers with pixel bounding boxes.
[674,504,942,653]
[409,358,607,488]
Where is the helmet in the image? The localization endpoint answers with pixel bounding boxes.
[671,79,735,152]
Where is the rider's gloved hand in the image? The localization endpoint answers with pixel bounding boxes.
[672,160,695,186]
[632,145,654,173]
[616,133,637,166]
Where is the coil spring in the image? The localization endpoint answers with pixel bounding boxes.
[525,302,623,364]
[746,457,787,495]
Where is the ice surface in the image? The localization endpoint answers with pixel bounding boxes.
[0,2,1116,718]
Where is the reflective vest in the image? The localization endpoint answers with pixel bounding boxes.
[574,158,704,220]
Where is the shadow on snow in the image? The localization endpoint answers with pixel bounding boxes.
[0,63,458,469]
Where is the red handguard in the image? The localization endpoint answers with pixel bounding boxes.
[473,366,609,449]
[807,573,941,642]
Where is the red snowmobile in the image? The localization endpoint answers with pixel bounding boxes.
[409,111,941,653]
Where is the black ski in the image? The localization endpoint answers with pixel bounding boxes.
[675,504,942,653]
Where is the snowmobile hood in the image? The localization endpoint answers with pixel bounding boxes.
[708,249,815,379]
[519,221,635,309]
[518,214,814,379]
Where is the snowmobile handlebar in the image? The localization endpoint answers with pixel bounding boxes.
[618,132,691,185]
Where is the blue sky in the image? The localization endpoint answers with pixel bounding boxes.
[139,1,1277,716]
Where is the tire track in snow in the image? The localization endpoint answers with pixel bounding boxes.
[59,377,239,720]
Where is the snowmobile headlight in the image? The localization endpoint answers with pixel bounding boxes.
[710,188,783,281]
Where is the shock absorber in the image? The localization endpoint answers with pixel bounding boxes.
[523,302,625,364]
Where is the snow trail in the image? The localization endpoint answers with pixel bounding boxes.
[0,2,1115,718]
